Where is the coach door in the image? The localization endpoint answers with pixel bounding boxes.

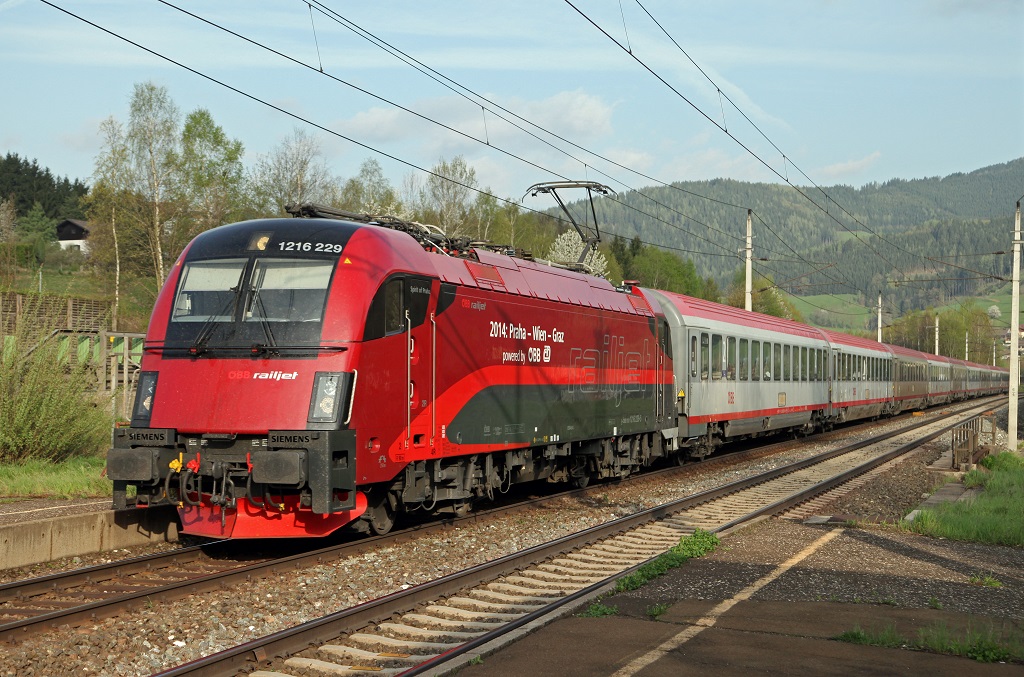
[686,328,712,425]
[657,319,673,425]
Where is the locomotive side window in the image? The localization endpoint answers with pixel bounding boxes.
[739,339,749,381]
[727,336,737,381]
[384,279,405,334]
[700,333,710,380]
[751,340,761,381]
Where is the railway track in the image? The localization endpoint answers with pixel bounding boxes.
[0,396,997,647]
[151,399,999,677]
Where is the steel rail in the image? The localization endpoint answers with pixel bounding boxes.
[0,395,999,645]
[152,400,999,677]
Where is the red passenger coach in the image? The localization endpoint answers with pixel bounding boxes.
[107,207,677,539]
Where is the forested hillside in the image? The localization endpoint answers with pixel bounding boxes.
[591,157,1024,313]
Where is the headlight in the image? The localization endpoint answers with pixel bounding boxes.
[308,372,352,424]
[132,372,159,426]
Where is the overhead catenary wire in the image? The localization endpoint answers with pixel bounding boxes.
[151,0,846,282]
[567,0,1005,327]
[38,1,760,280]
[47,1,986,330]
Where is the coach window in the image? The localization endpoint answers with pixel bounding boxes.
[690,336,698,377]
[739,339,749,381]
[700,333,710,380]
[773,343,782,381]
[783,345,791,381]
[801,347,809,382]
[727,336,737,380]
[751,340,761,381]
[711,334,723,380]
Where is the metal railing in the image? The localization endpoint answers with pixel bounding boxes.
[950,413,995,469]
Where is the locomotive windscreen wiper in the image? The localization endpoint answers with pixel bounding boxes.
[247,282,279,356]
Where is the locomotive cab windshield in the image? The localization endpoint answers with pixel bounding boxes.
[167,256,336,353]
[159,218,354,355]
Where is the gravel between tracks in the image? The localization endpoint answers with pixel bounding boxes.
[0,407,1016,676]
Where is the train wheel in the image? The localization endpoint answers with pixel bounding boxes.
[365,492,396,535]
[572,473,590,489]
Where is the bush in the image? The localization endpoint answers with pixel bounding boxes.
[0,321,112,463]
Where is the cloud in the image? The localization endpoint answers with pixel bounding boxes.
[817,152,883,180]
[332,89,617,172]
[57,117,103,155]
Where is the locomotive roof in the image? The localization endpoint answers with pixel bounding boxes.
[429,247,653,316]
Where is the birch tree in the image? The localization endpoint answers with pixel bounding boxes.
[250,128,336,215]
[128,82,180,285]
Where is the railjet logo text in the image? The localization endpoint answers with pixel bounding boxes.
[254,371,298,381]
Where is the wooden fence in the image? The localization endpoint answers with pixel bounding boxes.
[0,291,111,334]
[1,292,145,420]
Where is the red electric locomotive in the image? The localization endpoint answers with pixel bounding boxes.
[107,204,678,538]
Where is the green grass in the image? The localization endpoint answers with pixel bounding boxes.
[615,529,719,593]
[0,454,112,498]
[646,603,670,619]
[905,453,1024,547]
[836,623,906,649]
[836,621,1024,664]
[579,602,619,617]
[789,294,873,331]
[968,574,1003,588]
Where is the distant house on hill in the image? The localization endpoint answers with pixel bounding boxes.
[56,219,90,254]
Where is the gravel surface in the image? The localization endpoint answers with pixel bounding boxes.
[0,401,1016,676]
[614,519,1024,622]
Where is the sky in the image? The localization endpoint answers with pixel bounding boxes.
[1,0,1022,206]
